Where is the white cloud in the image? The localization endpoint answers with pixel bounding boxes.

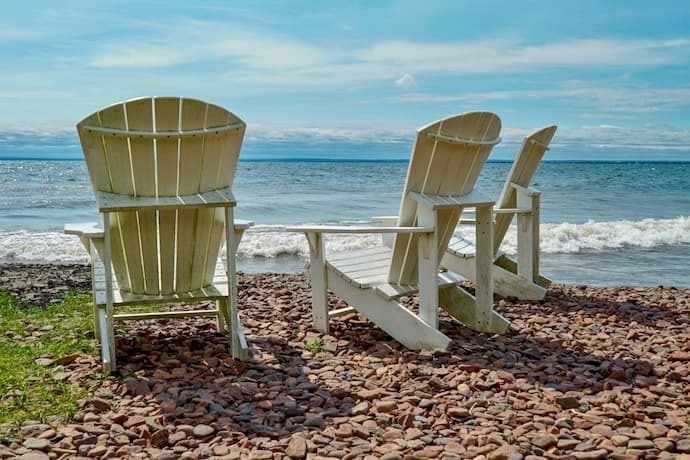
[90,46,190,68]
[84,20,690,86]
[240,122,690,152]
[386,87,690,114]
[394,73,417,89]
[357,38,690,74]
[245,123,412,144]
[210,38,326,71]
[88,20,327,71]
[556,124,690,151]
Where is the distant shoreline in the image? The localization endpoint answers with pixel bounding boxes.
[2,157,690,164]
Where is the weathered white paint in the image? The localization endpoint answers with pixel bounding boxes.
[65,97,250,373]
[443,125,557,300]
[291,112,507,350]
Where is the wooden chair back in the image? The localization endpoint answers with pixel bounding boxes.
[77,97,245,294]
[389,112,502,285]
[493,125,557,253]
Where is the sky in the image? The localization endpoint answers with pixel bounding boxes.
[1,1,690,160]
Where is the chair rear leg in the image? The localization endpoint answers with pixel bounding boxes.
[215,299,227,332]
[97,305,115,373]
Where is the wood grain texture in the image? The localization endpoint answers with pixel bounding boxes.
[72,97,249,372]
[494,125,557,253]
[76,97,246,295]
[390,112,501,285]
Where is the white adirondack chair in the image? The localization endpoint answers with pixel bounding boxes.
[289,112,510,351]
[442,125,558,300]
[64,96,251,373]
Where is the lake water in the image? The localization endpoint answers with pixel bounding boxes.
[1,155,689,288]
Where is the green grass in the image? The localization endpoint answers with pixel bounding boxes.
[305,338,327,354]
[0,291,96,433]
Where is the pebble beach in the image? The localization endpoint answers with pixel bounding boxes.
[1,264,689,459]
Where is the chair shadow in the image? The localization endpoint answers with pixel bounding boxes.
[78,273,688,456]
[324,281,689,394]
[101,272,353,446]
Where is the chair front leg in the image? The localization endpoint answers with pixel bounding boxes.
[474,204,494,331]
[224,207,242,358]
[305,232,329,334]
[102,212,116,373]
[416,205,439,329]
[515,187,541,282]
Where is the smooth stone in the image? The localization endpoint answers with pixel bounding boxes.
[192,424,215,438]
[285,437,307,459]
[22,438,50,451]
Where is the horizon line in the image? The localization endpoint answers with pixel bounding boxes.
[1,157,690,164]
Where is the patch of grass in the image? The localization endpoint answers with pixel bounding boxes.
[305,338,327,354]
[0,291,95,431]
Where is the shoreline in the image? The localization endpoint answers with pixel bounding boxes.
[1,264,690,457]
[2,262,690,307]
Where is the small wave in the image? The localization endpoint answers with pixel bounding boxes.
[2,216,689,264]
[237,229,380,258]
[536,216,690,253]
[0,230,90,263]
[160,215,690,258]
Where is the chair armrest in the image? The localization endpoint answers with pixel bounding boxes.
[286,225,434,234]
[64,222,104,238]
[408,189,494,209]
[493,184,541,215]
[64,220,252,235]
[510,183,541,197]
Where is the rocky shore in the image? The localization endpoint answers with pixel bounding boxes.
[1,264,690,459]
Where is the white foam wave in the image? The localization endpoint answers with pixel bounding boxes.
[536,216,690,253]
[235,224,381,258]
[2,216,688,264]
[0,230,90,263]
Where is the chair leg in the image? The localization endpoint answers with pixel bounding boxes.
[328,273,451,351]
[439,285,510,334]
[88,241,102,343]
[219,298,250,361]
[305,232,330,334]
[96,305,115,373]
[215,299,227,332]
[474,204,494,331]
[92,303,101,343]
[233,316,250,361]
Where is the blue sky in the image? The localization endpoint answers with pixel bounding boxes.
[1,1,690,159]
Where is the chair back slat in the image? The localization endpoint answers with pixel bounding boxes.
[121,98,157,293]
[78,112,112,193]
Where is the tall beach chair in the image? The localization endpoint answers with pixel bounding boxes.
[65,96,251,373]
[289,112,510,350]
[442,125,558,300]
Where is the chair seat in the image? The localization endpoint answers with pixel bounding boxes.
[447,236,477,258]
[93,257,229,306]
[328,245,466,301]
[328,246,392,288]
